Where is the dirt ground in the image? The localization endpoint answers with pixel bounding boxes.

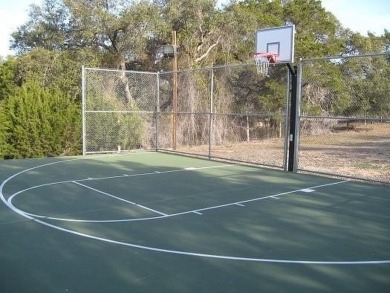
[178,123,390,184]
[298,123,390,183]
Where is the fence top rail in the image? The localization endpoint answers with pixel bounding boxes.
[299,52,387,63]
[83,66,158,76]
[84,64,255,76]
[83,52,387,74]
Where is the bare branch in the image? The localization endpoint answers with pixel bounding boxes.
[194,36,221,63]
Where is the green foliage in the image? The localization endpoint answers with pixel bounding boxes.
[11,0,71,54]
[16,48,99,100]
[0,81,81,158]
[1,0,388,159]
[283,0,344,58]
[301,54,390,118]
[301,60,350,116]
[85,96,146,152]
[0,57,19,101]
[64,0,164,69]
[345,56,390,117]
[10,0,390,69]
[0,100,11,158]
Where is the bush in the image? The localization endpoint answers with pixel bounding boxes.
[1,81,81,158]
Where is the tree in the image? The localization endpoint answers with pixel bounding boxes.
[15,48,99,100]
[343,54,390,117]
[283,0,344,58]
[11,0,72,54]
[1,81,81,158]
[155,0,224,68]
[65,0,164,69]
[0,100,11,158]
[12,0,165,70]
[0,57,18,101]
[4,0,387,158]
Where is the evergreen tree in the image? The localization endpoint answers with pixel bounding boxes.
[0,57,19,101]
[1,81,81,158]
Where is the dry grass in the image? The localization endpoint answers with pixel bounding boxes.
[177,123,390,183]
[298,123,390,182]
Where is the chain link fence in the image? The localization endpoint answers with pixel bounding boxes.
[298,53,390,183]
[83,64,290,168]
[82,68,158,153]
[157,64,290,167]
[82,53,390,184]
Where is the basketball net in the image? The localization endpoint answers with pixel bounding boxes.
[254,53,276,76]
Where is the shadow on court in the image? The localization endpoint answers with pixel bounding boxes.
[1,153,389,292]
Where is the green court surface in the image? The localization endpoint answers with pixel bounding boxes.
[1,152,389,292]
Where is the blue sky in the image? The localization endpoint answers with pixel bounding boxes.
[1,0,389,57]
[0,0,43,57]
[321,0,390,36]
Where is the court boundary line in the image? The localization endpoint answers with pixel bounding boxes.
[11,209,390,265]
[1,156,390,265]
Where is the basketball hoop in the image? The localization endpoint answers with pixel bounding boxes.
[254,53,277,76]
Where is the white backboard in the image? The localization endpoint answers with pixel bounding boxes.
[255,25,295,63]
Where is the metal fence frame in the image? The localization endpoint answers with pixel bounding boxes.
[82,52,389,184]
[82,63,291,169]
[296,53,390,184]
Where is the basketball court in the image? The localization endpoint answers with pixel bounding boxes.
[1,24,389,292]
[1,152,389,292]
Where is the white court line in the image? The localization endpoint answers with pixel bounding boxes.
[21,179,351,223]
[4,164,235,195]
[301,188,315,193]
[185,180,351,216]
[73,181,168,216]
[2,158,390,265]
[16,213,390,265]
[75,164,235,183]
[5,163,237,222]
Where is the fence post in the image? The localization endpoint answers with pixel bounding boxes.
[294,60,303,171]
[172,31,178,150]
[81,65,86,156]
[209,68,214,159]
[156,72,160,151]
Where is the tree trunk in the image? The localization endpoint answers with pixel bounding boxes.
[119,60,132,104]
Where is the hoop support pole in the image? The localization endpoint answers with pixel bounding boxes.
[287,63,298,172]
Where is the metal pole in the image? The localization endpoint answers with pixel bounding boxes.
[81,66,86,156]
[293,60,303,171]
[172,31,178,150]
[286,64,298,172]
[208,68,214,159]
[156,72,160,151]
[283,68,290,171]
